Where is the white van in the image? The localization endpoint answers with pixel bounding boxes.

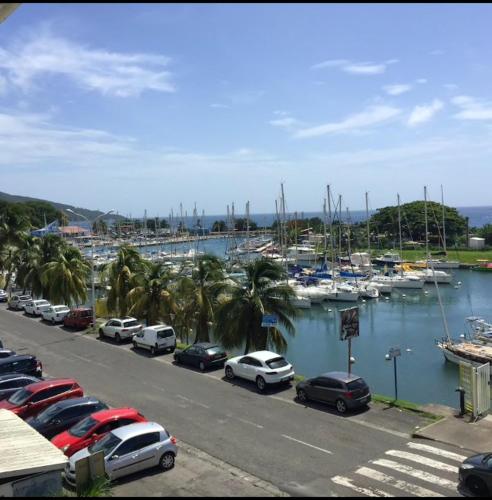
[132,324,177,355]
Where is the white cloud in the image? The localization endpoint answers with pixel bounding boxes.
[407,99,444,127]
[444,83,458,91]
[210,103,230,109]
[451,95,492,120]
[0,75,7,95]
[269,117,301,129]
[294,105,401,138]
[0,31,175,97]
[383,84,412,96]
[311,58,397,75]
[416,78,427,84]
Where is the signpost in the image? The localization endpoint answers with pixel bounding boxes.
[386,347,401,401]
[262,314,278,349]
[340,307,359,374]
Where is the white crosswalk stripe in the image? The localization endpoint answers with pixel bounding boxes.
[330,441,461,497]
[355,466,445,497]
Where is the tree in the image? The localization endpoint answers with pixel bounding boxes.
[211,220,227,232]
[234,218,258,231]
[215,259,297,354]
[479,224,492,246]
[100,245,146,317]
[41,246,90,305]
[127,262,176,325]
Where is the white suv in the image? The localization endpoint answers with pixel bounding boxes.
[224,350,295,392]
[24,299,51,316]
[132,325,176,355]
[8,294,32,311]
[99,317,143,343]
[42,305,71,324]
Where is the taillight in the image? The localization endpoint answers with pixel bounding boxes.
[170,436,177,445]
[265,371,278,375]
[37,361,42,370]
[344,391,354,399]
[121,329,129,333]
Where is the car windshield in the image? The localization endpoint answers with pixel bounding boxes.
[55,306,69,312]
[266,357,288,369]
[35,404,61,424]
[157,328,173,339]
[88,432,121,455]
[123,320,139,328]
[206,347,223,355]
[20,296,31,301]
[8,388,33,405]
[347,378,367,391]
[70,416,97,437]
[37,301,49,306]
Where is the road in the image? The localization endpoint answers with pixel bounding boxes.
[0,305,470,497]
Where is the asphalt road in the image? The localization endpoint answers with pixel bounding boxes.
[0,306,470,497]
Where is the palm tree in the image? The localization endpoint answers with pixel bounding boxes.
[41,246,90,305]
[171,276,197,345]
[14,235,41,294]
[215,258,297,354]
[127,262,176,326]
[100,245,145,317]
[179,254,228,343]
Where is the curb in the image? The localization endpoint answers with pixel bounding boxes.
[411,416,448,441]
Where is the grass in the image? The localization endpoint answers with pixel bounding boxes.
[400,248,492,265]
[372,394,443,421]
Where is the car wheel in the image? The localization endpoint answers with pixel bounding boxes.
[151,345,157,356]
[336,399,348,414]
[466,476,489,496]
[173,353,179,363]
[133,340,138,350]
[98,328,104,339]
[225,366,234,379]
[51,318,56,325]
[297,389,308,403]
[256,376,266,392]
[115,333,121,344]
[159,452,175,471]
[199,361,206,372]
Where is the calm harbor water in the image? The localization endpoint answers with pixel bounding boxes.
[92,236,492,408]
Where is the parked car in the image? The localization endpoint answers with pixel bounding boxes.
[0,289,8,302]
[0,378,83,419]
[132,324,176,355]
[0,373,41,401]
[0,348,16,359]
[99,317,143,343]
[224,350,295,392]
[65,422,177,485]
[459,452,492,496]
[26,396,108,439]
[8,294,32,310]
[174,342,227,371]
[0,339,3,348]
[63,308,93,329]
[24,299,51,316]
[0,354,43,377]
[42,305,71,324]
[296,371,371,414]
[52,407,148,457]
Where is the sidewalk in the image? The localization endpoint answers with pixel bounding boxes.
[413,404,492,454]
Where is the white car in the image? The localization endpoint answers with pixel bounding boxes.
[41,305,71,324]
[224,350,295,392]
[99,317,143,343]
[8,294,32,310]
[0,289,8,302]
[24,299,51,316]
[132,325,176,355]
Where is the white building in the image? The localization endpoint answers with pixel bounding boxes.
[469,237,485,250]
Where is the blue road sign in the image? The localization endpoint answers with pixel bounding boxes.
[261,314,278,327]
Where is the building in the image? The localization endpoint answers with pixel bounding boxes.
[469,237,485,250]
[59,226,91,238]
[0,409,68,497]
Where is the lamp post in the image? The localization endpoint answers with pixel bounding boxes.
[66,209,114,332]
[385,347,401,401]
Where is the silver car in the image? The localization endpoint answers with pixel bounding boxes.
[65,422,177,484]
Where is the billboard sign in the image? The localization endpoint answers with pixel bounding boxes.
[340,307,359,341]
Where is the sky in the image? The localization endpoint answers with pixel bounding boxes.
[0,3,491,219]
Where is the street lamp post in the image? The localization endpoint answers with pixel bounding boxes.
[385,347,401,401]
[66,209,114,332]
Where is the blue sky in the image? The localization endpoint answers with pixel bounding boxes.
[1,3,491,218]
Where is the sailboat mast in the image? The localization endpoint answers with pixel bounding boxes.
[246,201,250,258]
[323,198,328,268]
[424,186,429,264]
[398,193,403,277]
[441,184,447,255]
[327,185,335,284]
[365,192,372,277]
[281,183,288,273]
[338,194,342,259]
[346,207,351,256]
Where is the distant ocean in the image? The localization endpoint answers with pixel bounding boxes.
[196,206,492,230]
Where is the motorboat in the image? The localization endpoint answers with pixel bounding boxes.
[373,252,404,267]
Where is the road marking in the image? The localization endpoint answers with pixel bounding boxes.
[176,393,210,409]
[356,466,444,497]
[281,434,332,455]
[348,419,409,439]
[371,458,457,490]
[236,417,264,429]
[406,442,467,462]
[385,450,457,473]
[331,475,391,497]
[70,353,108,369]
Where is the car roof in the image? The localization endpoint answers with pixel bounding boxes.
[0,354,35,365]
[321,371,363,383]
[25,378,78,392]
[71,308,91,312]
[246,350,284,362]
[52,305,69,309]
[109,317,137,322]
[194,342,220,349]
[0,373,37,382]
[45,396,101,411]
[144,324,171,330]
[32,299,49,303]
[91,407,143,422]
[112,421,163,440]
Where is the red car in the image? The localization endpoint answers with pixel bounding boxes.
[63,308,93,330]
[0,378,84,419]
[51,407,147,456]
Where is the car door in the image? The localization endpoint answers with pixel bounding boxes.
[29,384,73,417]
[323,378,345,404]
[306,378,328,402]
[107,435,146,479]
[181,346,196,365]
[236,357,253,380]
[104,320,115,337]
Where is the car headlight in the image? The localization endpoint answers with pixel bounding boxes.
[62,445,71,452]
[460,463,475,470]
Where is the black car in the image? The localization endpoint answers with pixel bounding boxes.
[0,373,41,401]
[296,371,371,414]
[174,342,228,371]
[26,396,108,439]
[0,355,43,378]
[0,349,16,359]
[459,452,492,496]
